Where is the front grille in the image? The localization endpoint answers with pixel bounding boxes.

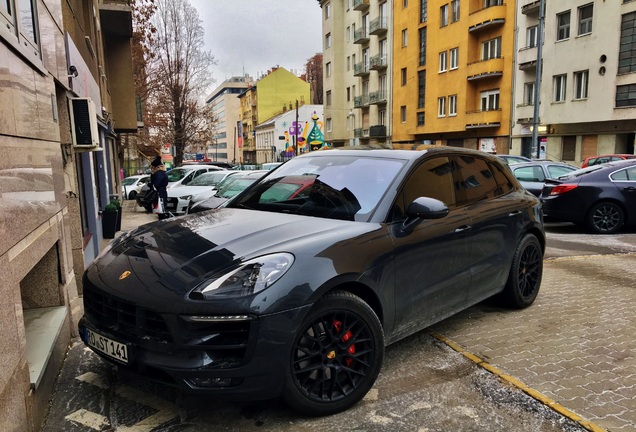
[84,286,172,344]
[166,198,178,209]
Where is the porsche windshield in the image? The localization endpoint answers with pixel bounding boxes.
[228,155,405,221]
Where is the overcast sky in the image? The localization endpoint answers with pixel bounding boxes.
[189,0,323,89]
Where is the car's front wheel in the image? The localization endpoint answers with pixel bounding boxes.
[586,201,624,234]
[283,290,384,416]
[128,191,137,200]
[502,234,543,309]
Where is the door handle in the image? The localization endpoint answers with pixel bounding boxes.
[623,187,636,192]
[455,225,471,233]
[508,210,522,217]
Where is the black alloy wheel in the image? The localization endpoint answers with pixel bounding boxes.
[283,290,384,416]
[587,201,624,234]
[502,234,543,309]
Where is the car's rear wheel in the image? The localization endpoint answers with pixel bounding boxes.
[586,201,624,234]
[502,234,542,309]
[128,191,137,200]
[283,290,384,416]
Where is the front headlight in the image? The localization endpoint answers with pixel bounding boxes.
[190,253,294,299]
[180,195,193,200]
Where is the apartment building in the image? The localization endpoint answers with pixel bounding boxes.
[392,0,515,153]
[319,0,393,147]
[512,0,636,163]
[0,1,135,430]
[206,76,255,164]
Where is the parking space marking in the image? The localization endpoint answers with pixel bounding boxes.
[76,372,110,389]
[65,409,110,430]
[431,333,607,432]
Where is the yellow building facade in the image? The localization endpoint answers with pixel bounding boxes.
[392,0,515,153]
[256,68,310,124]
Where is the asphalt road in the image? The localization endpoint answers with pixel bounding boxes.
[41,218,634,432]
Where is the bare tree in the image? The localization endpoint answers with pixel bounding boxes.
[146,0,216,166]
[305,53,323,105]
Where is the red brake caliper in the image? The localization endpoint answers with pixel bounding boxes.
[333,320,356,367]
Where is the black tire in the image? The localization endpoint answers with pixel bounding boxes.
[283,290,384,416]
[502,234,543,309]
[128,191,137,200]
[586,201,624,234]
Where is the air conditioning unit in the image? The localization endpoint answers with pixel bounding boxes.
[69,97,99,147]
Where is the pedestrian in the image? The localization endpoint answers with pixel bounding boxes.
[149,156,169,220]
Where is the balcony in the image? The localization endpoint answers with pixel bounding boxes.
[369,17,388,35]
[369,90,387,104]
[468,4,506,33]
[354,62,370,77]
[518,46,538,71]
[369,125,387,137]
[466,57,504,81]
[521,0,540,15]
[354,96,363,107]
[361,95,370,106]
[370,54,387,70]
[353,0,370,11]
[354,28,370,44]
[465,109,502,129]
[354,128,363,137]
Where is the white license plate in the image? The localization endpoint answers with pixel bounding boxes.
[167,202,176,208]
[86,328,129,364]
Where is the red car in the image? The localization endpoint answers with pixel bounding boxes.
[581,154,636,168]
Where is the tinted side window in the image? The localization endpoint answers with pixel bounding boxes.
[611,167,636,181]
[390,157,456,221]
[454,155,500,205]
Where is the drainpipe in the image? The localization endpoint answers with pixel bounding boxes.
[532,0,545,159]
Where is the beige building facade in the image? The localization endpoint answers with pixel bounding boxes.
[512,0,636,163]
[0,1,135,430]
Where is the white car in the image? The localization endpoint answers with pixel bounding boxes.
[166,165,224,189]
[166,170,239,215]
[121,175,150,200]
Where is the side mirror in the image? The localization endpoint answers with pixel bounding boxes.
[402,197,449,232]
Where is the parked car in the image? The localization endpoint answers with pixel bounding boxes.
[167,165,225,189]
[120,175,150,200]
[509,161,578,197]
[496,155,532,165]
[188,170,268,213]
[165,170,241,215]
[581,154,636,168]
[541,159,636,234]
[79,148,544,416]
[262,162,283,171]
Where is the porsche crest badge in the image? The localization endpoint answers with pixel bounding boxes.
[119,271,131,280]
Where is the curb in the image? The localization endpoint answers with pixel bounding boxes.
[431,333,606,432]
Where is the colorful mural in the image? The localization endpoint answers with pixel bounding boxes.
[283,111,328,157]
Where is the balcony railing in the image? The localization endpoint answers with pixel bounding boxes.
[354,62,370,76]
[370,54,387,70]
[466,57,504,81]
[369,90,387,104]
[369,125,387,137]
[468,4,506,33]
[353,0,370,11]
[354,128,363,137]
[465,109,502,129]
[354,96,363,107]
[369,17,388,35]
[353,28,370,44]
[361,95,370,106]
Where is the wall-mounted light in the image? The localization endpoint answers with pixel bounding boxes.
[68,65,78,78]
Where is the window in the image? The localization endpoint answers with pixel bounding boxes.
[420,0,428,23]
[483,0,502,6]
[480,89,500,111]
[578,4,593,35]
[527,26,538,48]
[325,33,332,48]
[326,118,332,132]
[557,11,570,41]
[347,56,350,71]
[455,156,503,205]
[404,0,408,7]
[524,82,535,105]
[419,27,427,66]
[438,97,446,117]
[401,105,407,122]
[326,62,332,77]
[401,67,407,85]
[439,51,447,72]
[616,84,636,107]
[417,112,425,126]
[449,47,458,69]
[325,2,331,19]
[326,90,332,106]
[619,11,636,74]
[418,70,426,108]
[346,87,351,102]
[451,0,460,22]
[481,37,501,60]
[402,28,408,46]
[449,95,457,116]
[0,0,41,61]
[574,70,589,100]
[346,26,351,42]
[440,4,449,27]
[553,74,567,102]
[397,157,456,219]
[379,109,386,126]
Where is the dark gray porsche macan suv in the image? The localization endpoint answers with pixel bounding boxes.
[80,147,545,416]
